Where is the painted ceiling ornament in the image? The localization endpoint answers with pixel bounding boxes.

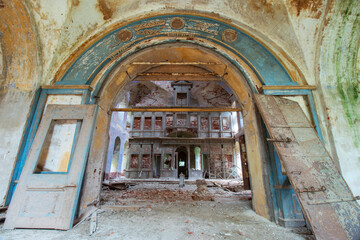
[188,20,219,35]
[117,29,133,42]
[222,29,238,43]
[170,17,185,30]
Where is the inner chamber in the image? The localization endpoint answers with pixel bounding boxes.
[104,63,249,184]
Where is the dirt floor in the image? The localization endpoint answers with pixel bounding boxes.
[0,180,311,240]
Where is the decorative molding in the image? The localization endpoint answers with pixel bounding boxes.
[222,29,237,42]
[117,29,132,42]
[170,17,185,30]
[188,19,219,35]
[133,19,165,31]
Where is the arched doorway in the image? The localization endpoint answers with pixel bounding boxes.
[176,146,188,178]
[6,13,317,228]
[82,42,270,218]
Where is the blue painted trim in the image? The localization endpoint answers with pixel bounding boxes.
[265,123,304,223]
[308,93,324,142]
[5,88,41,206]
[5,88,90,206]
[263,89,324,142]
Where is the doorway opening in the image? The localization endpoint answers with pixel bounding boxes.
[103,79,247,183]
[176,146,188,178]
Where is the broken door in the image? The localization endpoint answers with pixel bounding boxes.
[254,94,360,240]
[4,104,97,230]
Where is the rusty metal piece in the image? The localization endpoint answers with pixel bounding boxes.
[298,186,326,193]
[266,137,292,143]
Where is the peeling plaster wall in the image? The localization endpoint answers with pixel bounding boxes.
[318,0,360,200]
[25,0,70,83]
[33,0,315,86]
[0,0,40,204]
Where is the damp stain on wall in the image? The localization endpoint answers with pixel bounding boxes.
[333,0,360,147]
[288,0,323,18]
[97,0,114,20]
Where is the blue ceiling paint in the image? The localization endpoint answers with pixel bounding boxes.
[58,14,295,88]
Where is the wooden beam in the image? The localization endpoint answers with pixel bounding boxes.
[111,107,242,112]
[137,72,218,76]
[134,76,220,81]
[260,85,316,91]
[131,62,221,65]
[133,77,221,82]
[41,85,93,91]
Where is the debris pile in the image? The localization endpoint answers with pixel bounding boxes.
[191,180,215,201]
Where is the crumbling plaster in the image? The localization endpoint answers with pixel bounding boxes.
[0,0,40,204]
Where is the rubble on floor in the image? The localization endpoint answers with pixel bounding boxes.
[0,180,312,240]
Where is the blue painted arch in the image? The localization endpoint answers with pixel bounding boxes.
[56,14,298,90]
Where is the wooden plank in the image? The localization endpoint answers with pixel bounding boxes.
[131,61,221,65]
[134,76,220,81]
[111,108,242,112]
[260,85,316,91]
[137,72,218,76]
[254,94,360,240]
[41,85,93,91]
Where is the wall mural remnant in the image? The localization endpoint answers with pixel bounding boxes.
[130,154,138,168]
[224,155,233,168]
[144,117,152,130]
[222,117,230,130]
[212,117,220,130]
[142,154,151,169]
[190,115,197,127]
[155,117,162,130]
[200,117,209,130]
[133,117,141,129]
[166,114,173,126]
[177,114,186,126]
